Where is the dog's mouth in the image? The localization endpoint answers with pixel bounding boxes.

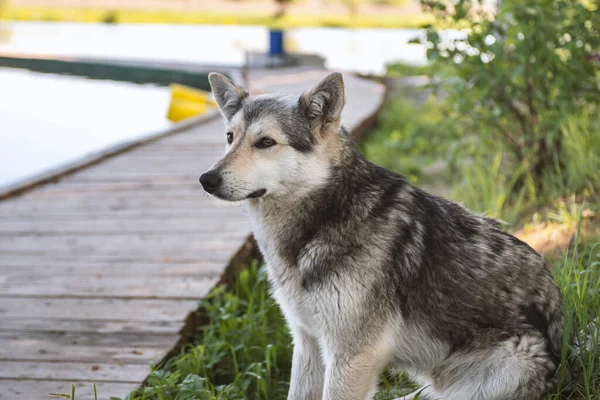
[247,189,266,199]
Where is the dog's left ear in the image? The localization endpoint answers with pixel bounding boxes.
[300,72,345,135]
[209,72,248,121]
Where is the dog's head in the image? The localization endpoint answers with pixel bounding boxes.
[199,72,345,202]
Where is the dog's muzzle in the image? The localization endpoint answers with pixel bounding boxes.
[199,170,222,194]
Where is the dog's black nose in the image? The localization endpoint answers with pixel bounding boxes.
[199,171,222,193]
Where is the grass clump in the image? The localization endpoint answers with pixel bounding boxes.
[552,235,600,399]
[131,262,293,400]
[450,105,600,224]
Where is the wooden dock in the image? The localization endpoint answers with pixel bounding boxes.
[0,70,384,399]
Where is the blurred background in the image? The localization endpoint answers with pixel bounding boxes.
[0,0,437,190]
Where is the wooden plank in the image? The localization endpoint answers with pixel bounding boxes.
[0,218,248,235]
[0,298,198,321]
[0,260,226,277]
[0,223,248,236]
[0,275,219,299]
[66,175,198,184]
[0,209,239,221]
[4,187,204,199]
[0,379,138,400]
[0,318,183,335]
[0,360,148,382]
[0,234,248,258]
[0,204,242,216]
[13,187,203,199]
[0,253,233,265]
[0,331,178,363]
[0,197,233,212]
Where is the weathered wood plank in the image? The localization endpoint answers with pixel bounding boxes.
[12,187,204,199]
[0,223,248,236]
[0,197,238,212]
[0,379,138,400]
[0,253,232,265]
[0,218,248,235]
[0,298,199,321]
[0,209,239,221]
[0,234,248,258]
[0,274,218,299]
[0,260,226,277]
[0,331,178,363]
[0,317,183,335]
[0,360,148,382]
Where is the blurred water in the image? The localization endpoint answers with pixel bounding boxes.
[0,67,170,189]
[0,22,426,73]
[0,22,426,189]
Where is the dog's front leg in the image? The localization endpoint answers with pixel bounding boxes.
[287,327,325,400]
[322,349,383,400]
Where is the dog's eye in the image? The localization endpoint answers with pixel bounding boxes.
[226,132,233,144]
[256,137,276,149]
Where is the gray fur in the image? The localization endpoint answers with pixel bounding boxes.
[299,72,345,135]
[201,73,565,400]
[243,96,316,153]
[208,72,248,120]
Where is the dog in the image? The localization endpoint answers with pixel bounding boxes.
[200,72,564,400]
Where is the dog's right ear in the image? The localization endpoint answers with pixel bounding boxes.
[300,72,345,136]
[208,73,248,121]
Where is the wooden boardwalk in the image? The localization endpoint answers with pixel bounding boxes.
[0,70,384,399]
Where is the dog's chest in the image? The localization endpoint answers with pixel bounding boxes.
[248,211,328,334]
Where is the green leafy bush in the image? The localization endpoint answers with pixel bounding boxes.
[417,0,600,185]
[557,105,600,195]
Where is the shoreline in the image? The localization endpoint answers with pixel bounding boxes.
[3,6,434,29]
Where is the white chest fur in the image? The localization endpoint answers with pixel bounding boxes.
[247,207,321,335]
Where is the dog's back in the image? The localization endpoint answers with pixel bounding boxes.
[393,184,563,361]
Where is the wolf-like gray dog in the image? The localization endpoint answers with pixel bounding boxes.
[200,72,564,400]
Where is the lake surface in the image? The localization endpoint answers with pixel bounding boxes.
[0,67,170,189]
[0,22,426,73]
[0,22,426,189]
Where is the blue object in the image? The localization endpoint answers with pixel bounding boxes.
[269,29,285,56]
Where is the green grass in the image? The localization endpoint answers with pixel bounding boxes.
[551,230,600,399]
[3,6,434,28]
[131,262,293,400]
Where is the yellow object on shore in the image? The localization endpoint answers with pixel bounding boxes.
[167,84,217,122]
